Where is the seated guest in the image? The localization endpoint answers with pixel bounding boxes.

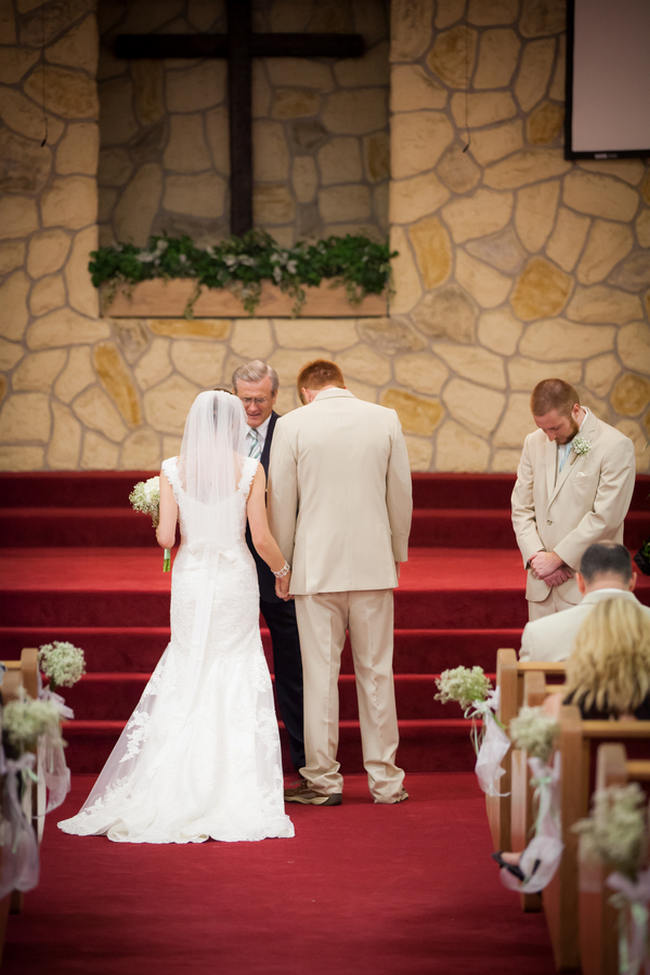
[519,542,649,661]
[564,598,650,719]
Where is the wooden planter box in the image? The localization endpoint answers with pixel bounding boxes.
[101,278,387,318]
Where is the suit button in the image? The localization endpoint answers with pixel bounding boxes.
[546,519,552,525]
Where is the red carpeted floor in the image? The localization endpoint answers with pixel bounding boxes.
[3,773,557,975]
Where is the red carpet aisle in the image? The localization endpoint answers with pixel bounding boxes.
[3,773,557,975]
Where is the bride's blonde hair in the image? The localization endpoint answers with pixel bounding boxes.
[565,598,650,716]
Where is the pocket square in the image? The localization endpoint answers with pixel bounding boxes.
[576,471,588,478]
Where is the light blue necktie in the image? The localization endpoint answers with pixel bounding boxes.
[247,428,262,459]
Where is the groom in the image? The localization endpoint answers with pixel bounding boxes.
[232,360,305,775]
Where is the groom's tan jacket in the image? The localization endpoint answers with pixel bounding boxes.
[267,388,412,595]
[511,410,636,606]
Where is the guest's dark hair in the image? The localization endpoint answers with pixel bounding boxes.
[579,542,633,584]
[530,379,580,418]
[297,360,345,399]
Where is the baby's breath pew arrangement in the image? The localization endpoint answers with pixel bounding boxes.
[129,475,170,571]
[509,706,559,763]
[574,783,649,975]
[435,666,510,798]
[38,641,85,694]
[2,690,62,756]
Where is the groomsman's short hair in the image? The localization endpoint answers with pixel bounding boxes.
[531,378,580,417]
[579,542,633,584]
[232,360,279,394]
[297,360,345,397]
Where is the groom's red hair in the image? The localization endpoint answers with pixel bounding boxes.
[297,360,345,401]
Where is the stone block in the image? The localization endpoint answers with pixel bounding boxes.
[273,320,357,351]
[485,150,570,190]
[563,171,639,222]
[292,156,317,204]
[0,194,38,239]
[0,47,38,83]
[381,389,443,436]
[54,346,94,403]
[617,322,650,374]
[0,271,29,340]
[365,131,390,184]
[520,0,566,37]
[577,221,634,286]
[164,172,226,218]
[585,354,620,399]
[143,374,201,434]
[120,428,164,470]
[436,419,490,471]
[468,120,523,166]
[436,144,481,194]
[391,112,454,178]
[474,28,520,88]
[511,258,571,320]
[113,321,149,363]
[46,13,98,73]
[428,25,478,88]
[254,184,296,224]
[272,89,320,120]
[493,392,536,447]
[114,163,163,246]
[0,127,51,193]
[338,345,390,385]
[73,385,128,442]
[450,91,517,127]
[456,251,512,308]
[412,284,477,343]
[27,310,110,350]
[478,308,523,355]
[408,216,451,289]
[130,60,164,126]
[358,318,426,356]
[0,446,44,471]
[545,207,590,273]
[0,337,24,372]
[65,226,99,317]
[81,430,119,469]
[170,339,227,388]
[615,420,650,474]
[94,343,141,427]
[133,337,172,392]
[0,391,51,443]
[267,57,333,90]
[507,355,582,391]
[388,226,422,315]
[442,378,505,437]
[318,138,363,186]
[527,101,564,145]
[99,148,133,187]
[229,320,273,360]
[611,373,650,417]
[515,181,560,253]
[436,342,506,389]
[442,188,513,243]
[0,87,64,142]
[56,122,99,176]
[519,319,615,360]
[335,40,389,87]
[390,171,450,225]
[100,77,138,147]
[253,122,290,181]
[394,349,448,394]
[30,274,66,317]
[163,115,211,172]
[390,0,432,61]
[206,107,230,174]
[269,349,327,392]
[24,65,98,119]
[636,210,650,248]
[567,286,641,325]
[492,448,522,472]
[166,60,226,113]
[318,185,370,223]
[0,241,25,275]
[609,253,650,293]
[466,227,526,274]
[390,65,447,112]
[0,2,14,43]
[514,38,555,111]
[404,434,433,472]
[322,89,387,135]
[48,401,81,469]
[149,320,231,340]
[41,176,97,231]
[467,0,518,25]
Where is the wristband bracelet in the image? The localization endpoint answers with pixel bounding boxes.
[273,561,290,578]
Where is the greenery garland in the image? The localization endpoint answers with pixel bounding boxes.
[89,230,396,317]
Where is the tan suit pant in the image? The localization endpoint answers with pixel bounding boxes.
[528,586,576,621]
[294,589,404,801]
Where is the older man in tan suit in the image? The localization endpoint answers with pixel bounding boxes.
[268,360,412,806]
[512,378,636,621]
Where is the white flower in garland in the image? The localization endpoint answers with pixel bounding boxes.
[574,782,647,879]
[572,435,591,457]
[2,689,63,752]
[509,705,559,763]
[38,641,86,692]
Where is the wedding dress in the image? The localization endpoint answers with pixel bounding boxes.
[58,441,294,844]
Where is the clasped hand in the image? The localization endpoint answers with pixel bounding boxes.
[529,550,573,587]
[275,573,292,601]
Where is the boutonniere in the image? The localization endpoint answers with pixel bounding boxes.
[570,436,591,463]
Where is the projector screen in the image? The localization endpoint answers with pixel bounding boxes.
[565,0,650,159]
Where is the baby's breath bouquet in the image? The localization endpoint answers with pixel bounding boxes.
[38,641,85,694]
[2,690,63,756]
[129,476,170,571]
[435,666,510,797]
[509,706,559,763]
[574,783,650,975]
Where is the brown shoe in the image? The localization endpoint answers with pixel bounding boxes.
[374,789,409,804]
[284,785,342,806]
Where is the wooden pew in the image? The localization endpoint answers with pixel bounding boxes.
[0,648,39,963]
[578,743,650,975]
[542,706,650,972]
[485,648,566,852]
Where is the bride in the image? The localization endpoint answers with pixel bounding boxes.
[58,390,295,843]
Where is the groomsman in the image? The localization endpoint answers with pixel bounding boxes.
[232,360,305,775]
[511,378,636,621]
[268,360,412,806]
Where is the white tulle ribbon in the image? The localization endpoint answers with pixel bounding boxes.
[607,868,650,975]
[0,752,40,898]
[500,751,564,893]
[36,688,74,833]
[470,689,511,797]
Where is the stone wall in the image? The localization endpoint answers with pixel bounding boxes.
[0,0,648,474]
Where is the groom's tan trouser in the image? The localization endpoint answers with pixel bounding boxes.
[294,588,404,802]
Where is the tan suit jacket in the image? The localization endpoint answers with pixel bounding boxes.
[511,411,635,606]
[519,589,650,661]
[268,388,412,595]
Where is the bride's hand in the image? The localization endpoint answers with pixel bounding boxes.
[275,573,292,600]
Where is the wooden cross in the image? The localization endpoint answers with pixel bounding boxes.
[115,0,365,236]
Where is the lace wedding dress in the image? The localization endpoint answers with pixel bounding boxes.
[58,454,294,844]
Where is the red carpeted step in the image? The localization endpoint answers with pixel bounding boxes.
[0,508,157,546]
[0,470,152,507]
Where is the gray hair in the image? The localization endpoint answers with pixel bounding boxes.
[232,359,279,395]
